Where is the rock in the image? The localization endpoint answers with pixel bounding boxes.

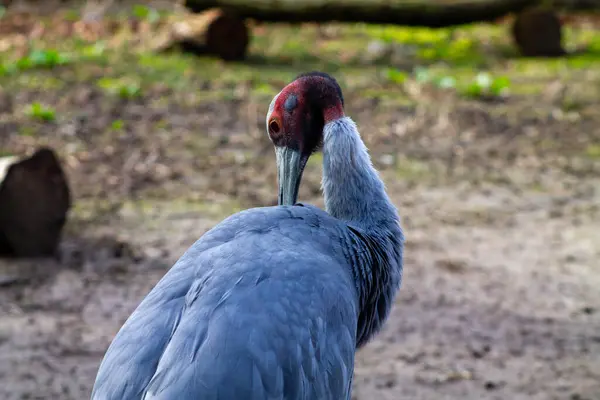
[0,147,71,258]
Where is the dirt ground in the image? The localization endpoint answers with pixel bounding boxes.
[0,85,599,400]
[1,9,600,399]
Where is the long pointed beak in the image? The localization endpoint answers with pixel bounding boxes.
[275,147,307,206]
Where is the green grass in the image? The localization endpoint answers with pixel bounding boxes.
[1,10,600,106]
[1,7,599,207]
[25,102,56,122]
[97,77,142,99]
[584,144,600,160]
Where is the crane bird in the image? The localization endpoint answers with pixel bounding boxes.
[91,71,404,400]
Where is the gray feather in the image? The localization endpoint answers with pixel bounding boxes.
[91,117,404,400]
[93,206,360,400]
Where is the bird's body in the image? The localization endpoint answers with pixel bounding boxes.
[92,73,404,400]
[94,205,359,400]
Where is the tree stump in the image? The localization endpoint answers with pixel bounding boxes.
[159,9,249,61]
[0,147,71,258]
[512,8,565,57]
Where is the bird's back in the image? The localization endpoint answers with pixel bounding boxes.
[92,205,358,400]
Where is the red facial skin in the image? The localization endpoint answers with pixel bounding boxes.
[268,75,345,155]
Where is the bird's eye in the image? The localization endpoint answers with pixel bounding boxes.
[269,119,281,134]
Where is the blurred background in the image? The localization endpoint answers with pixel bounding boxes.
[0,0,599,399]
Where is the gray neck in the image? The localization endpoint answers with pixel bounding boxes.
[322,117,399,231]
[322,116,404,348]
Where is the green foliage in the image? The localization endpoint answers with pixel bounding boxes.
[463,72,511,98]
[25,103,56,122]
[0,62,16,76]
[365,25,483,65]
[367,25,449,46]
[97,77,142,99]
[118,84,142,99]
[0,15,599,108]
[80,42,108,60]
[417,35,482,65]
[20,49,70,69]
[387,65,510,100]
[365,23,598,103]
[132,5,160,23]
[0,49,70,76]
[386,69,408,85]
[111,120,125,131]
[414,66,431,83]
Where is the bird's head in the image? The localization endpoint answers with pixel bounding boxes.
[266,71,345,206]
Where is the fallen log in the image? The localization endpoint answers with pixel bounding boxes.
[0,147,71,258]
[184,0,537,27]
[184,0,600,27]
